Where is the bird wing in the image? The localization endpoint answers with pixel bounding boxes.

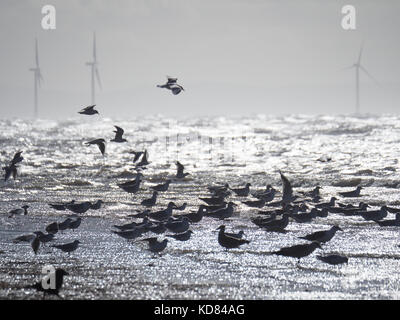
[97,141,106,155]
[280,171,293,202]
[114,126,124,136]
[166,76,177,84]
[176,161,184,175]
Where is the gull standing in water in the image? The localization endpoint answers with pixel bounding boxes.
[179,205,207,223]
[230,183,251,197]
[207,202,236,220]
[78,105,99,115]
[339,186,362,198]
[148,202,175,221]
[272,242,322,262]
[299,225,342,243]
[165,217,190,234]
[110,126,127,143]
[216,225,250,250]
[86,138,106,156]
[141,191,158,207]
[166,230,193,242]
[140,237,168,254]
[8,205,29,218]
[51,240,81,253]
[150,179,172,192]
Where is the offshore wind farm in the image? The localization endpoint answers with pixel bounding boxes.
[1,1,400,301]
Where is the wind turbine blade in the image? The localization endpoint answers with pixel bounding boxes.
[342,65,354,71]
[95,67,102,89]
[357,43,364,64]
[35,38,39,68]
[359,64,380,86]
[93,32,97,62]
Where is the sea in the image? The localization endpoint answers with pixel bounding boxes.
[1,113,400,299]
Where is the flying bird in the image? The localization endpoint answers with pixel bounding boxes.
[79,105,99,115]
[157,76,185,95]
[175,161,190,179]
[110,126,127,143]
[86,138,106,156]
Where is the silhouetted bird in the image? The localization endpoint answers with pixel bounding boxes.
[179,205,207,223]
[176,161,190,179]
[217,225,250,250]
[66,201,91,214]
[131,151,144,163]
[49,200,75,211]
[3,163,18,182]
[280,171,297,205]
[51,240,81,253]
[68,218,82,231]
[140,237,168,253]
[58,218,73,231]
[86,138,106,156]
[207,202,236,220]
[262,214,290,232]
[272,242,322,262]
[110,126,127,143]
[79,105,99,115]
[136,150,150,167]
[299,225,342,243]
[165,217,190,234]
[157,76,185,95]
[339,186,362,198]
[45,222,59,235]
[31,236,40,255]
[90,200,103,210]
[141,191,158,207]
[148,202,175,221]
[230,183,251,197]
[150,179,171,192]
[11,151,24,165]
[8,205,29,218]
[375,213,400,227]
[166,230,193,241]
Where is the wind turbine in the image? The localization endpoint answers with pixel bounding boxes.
[86,32,102,105]
[346,44,379,114]
[29,38,43,118]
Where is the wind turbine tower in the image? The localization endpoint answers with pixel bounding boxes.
[29,38,43,118]
[86,32,102,105]
[347,44,379,114]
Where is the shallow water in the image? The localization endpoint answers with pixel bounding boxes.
[1,114,400,299]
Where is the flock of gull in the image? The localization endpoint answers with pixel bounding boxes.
[2,78,400,298]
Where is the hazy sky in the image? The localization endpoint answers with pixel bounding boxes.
[0,0,399,119]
